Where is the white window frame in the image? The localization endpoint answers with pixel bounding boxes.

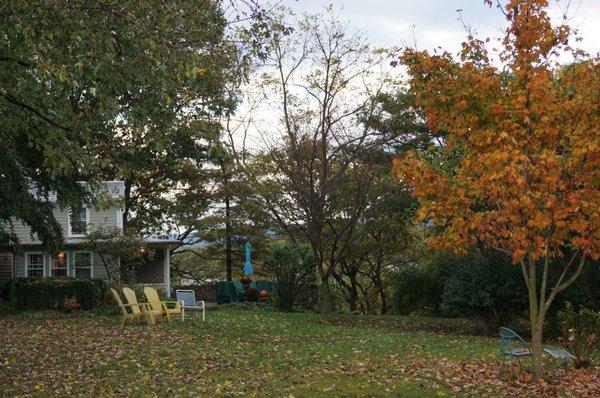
[49,252,69,277]
[26,252,45,277]
[68,206,90,237]
[72,251,93,278]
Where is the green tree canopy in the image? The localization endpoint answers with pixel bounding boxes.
[1,1,272,250]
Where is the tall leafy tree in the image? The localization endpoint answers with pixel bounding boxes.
[1,0,272,250]
[1,0,134,250]
[91,1,271,233]
[171,148,270,282]
[236,9,395,312]
[351,90,436,314]
[328,147,415,314]
[394,0,599,378]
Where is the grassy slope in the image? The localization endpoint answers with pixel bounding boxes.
[0,306,500,397]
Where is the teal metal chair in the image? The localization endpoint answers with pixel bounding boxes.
[499,327,531,374]
[499,327,574,376]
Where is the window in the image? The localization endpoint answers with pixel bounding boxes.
[73,252,92,278]
[69,206,89,236]
[50,252,68,277]
[26,253,45,277]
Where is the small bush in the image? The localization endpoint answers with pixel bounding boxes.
[171,284,216,302]
[556,302,600,368]
[393,251,531,328]
[393,264,442,315]
[436,251,527,330]
[392,252,599,333]
[6,277,107,310]
[263,242,315,311]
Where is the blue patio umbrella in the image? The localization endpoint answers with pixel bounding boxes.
[243,242,254,276]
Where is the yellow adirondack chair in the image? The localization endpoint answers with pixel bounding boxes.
[122,287,159,325]
[143,286,183,322]
[110,288,151,326]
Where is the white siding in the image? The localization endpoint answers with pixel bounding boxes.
[91,252,109,280]
[6,181,125,244]
[89,207,119,230]
[9,206,68,244]
[8,204,121,244]
[0,251,13,279]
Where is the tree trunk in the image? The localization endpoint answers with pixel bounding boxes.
[530,322,544,379]
[376,279,388,314]
[524,258,544,379]
[347,271,358,312]
[371,254,388,314]
[225,193,233,281]
[320,282,333,312]
[315,253,335,312]
[319,271,334,313]
[96,249,112,284]
[122,180,132,230]
[363,292,373,313]
[521,252,587,380]
[336,260,359,312]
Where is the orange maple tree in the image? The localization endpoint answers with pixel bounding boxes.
[394,0,599,378]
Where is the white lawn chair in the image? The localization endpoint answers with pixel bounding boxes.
[175,289,206,322]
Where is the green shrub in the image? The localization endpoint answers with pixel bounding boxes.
[6,277,107,310]
[436,251,528,330]
[393,264,443,315]
[392,251,527,327]
[393,251,599,334]
[263,241,315,311]
[556,302,600,368]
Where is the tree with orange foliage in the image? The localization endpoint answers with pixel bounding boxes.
[394,0,599,378]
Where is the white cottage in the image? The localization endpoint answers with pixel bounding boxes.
[0,181,178,296]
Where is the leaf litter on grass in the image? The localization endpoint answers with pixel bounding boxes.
[1,308,598,397]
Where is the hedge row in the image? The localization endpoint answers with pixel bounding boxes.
[5,277,107,310]
[393,250,600,334]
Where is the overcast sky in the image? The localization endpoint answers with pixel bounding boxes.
[238,1,599,149]
[276,0,600,55]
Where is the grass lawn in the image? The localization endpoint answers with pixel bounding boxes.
[1,306,598,397]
